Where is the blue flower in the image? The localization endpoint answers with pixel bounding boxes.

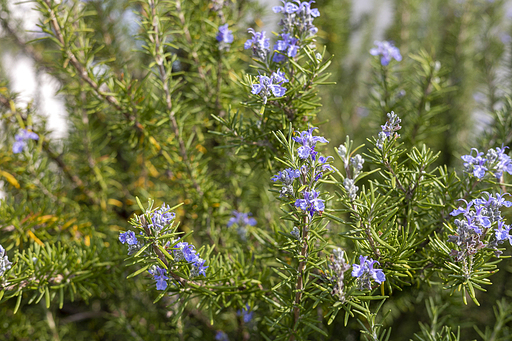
[119,231,138,245]
[273,2,299,14]
[13,129,39,154]
[237,304,254,323]
[149,266,169,290]
[215,331,229,341]
[461,148,488,179]
[193,258,208,277]
[492,146,512,179]
[217,24,234,51]
[174,240,198,263]
[244,28,270,59]
[216,24,234,44]
[370,41,402,66]
[495,221,512,243]
[273,33,299,62]
[148,204,176,233]
[274,1,320,36]
[227,211,257,227]
[172,239,208,277]
[450,199,473,217]
[272,168,300,183]
[295,189,325,215]
[351,256,386,289]
[251,72,288,104]
[292,127,329,160]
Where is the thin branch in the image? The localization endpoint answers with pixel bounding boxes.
[148,0,203,196]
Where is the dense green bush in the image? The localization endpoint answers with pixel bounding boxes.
[1,0,512,340]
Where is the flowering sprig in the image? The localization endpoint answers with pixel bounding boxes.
[173,240,208,277]
[328,248,350,301]
[272,168,300,197]
[272,1,320,63]
[119,201,207,291]
[351,255,386,290]
[13,129,39,154]
[376,111,402,150]
[461,146,512,180]
[370,41,402,66]
[448,193,512,261]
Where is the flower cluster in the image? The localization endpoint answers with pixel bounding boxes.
[13,129,39,154]
[370,40,402,66]
[273,1,320,36]
[461,146,512,180]
[0,245,12,277]
[216,24,233,51]
[173,239,208,277]
[244,28,270,59]
[237,304,254,323]
[228,210,256,240]
[272,1,320,62]
[272,168,300,197]
[295,189,325,216]
[351,255,386,290]
[119,230,141,255]
[251,71,288,104]
[328,248,350,301]
[148,203,176,234]
[376,111,402,149]
[273,33,299,62]
[448,193,512,260]
[148,266,169,291]
[293,127,329,160]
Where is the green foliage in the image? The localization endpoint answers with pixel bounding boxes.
[0,0,512,340]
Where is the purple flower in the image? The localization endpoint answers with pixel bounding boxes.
[13,129,39,154]
[148,203,176,233]
[450,199,473,217]
[273,33,299,62]
[295,189,324,215]
[216,24,234,44]
[273,2,299,14]
[227,211,257,227]
[461,148,488,179]
[149,266,169,290]
[251,72,288,104]
[215,331,229,341]
[495,220,511,243]
[193,258,208,277]
[274,1,320,36]
[244,28,270,59]
[370,41,402,66]
[119,231,138,245]
[292,127,329,160]
[237,304,254,323]
[351,256,386,289]
[272,168,300,183]
[493,146,512,179]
